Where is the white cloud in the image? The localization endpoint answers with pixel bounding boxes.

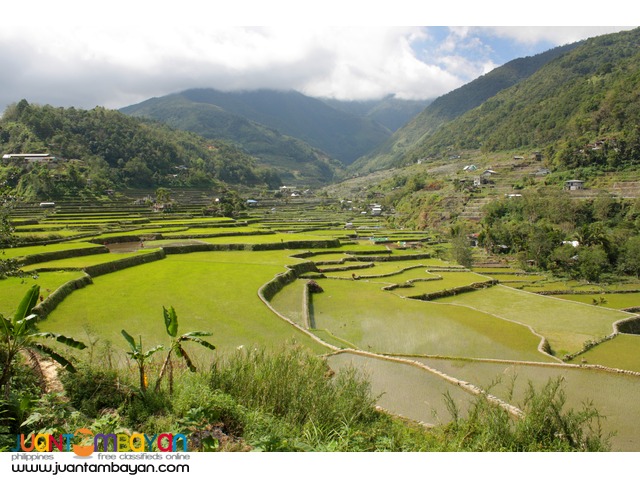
[0,4,635,113]
[0,26,469,108]
[473,26,635,46]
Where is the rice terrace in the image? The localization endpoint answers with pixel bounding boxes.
[4,26,640,454]
[2,190,640,452]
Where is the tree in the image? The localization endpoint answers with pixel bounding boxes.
[619,236,640,277]
[449,223,473,268]
[578,245,610,282]
[155,187,172,204]
[120,330,162,392]
[155,306,215,394]
[0,285,86,397]
[0,190,22,279]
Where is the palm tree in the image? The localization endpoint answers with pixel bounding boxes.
[0,285,87,397]
[155,306,215,394]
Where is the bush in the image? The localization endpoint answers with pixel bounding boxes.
[60,364,131,418]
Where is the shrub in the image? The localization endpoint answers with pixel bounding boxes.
[60,364,131,418]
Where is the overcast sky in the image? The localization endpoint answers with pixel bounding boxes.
[0,1,634,112]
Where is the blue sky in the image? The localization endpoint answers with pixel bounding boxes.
[0,2,634,111]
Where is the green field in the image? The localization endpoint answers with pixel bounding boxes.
[554,292,640,310]
[21,250,158,271]
[0,271,88,316]
[433,285,630,357]
[43,251,326,359]
[0,241,102,259]
[569,334,640,372]
[309,279,550,361]
[268,278,308,327]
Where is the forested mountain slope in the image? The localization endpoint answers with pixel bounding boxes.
[351,41,581,173]
[403,27,640,169]
[121,88,391,166]
[0,100,283,198]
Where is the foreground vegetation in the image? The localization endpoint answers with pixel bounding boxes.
[0,337,611,452]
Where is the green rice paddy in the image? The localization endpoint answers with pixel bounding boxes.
[21,250,160,271]
[433,285,630,357]
[0,271,87,316]
[5,202,640,451]
[0,241,102,259]
[308,279,549,361]
[554,293,640,309]
[568,334,640,372]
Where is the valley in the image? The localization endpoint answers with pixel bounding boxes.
[2,191,640,450]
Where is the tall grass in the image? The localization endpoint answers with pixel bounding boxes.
[210,345,378,440]
[439,377,611,452]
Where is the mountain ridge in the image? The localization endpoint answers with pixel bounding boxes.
[121,88,407,166]
[350,41,582,173]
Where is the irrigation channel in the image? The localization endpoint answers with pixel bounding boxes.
[4,191,640,451]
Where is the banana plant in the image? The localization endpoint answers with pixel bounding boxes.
[0,285,86,397]
[120,329,163,392]
[155,306,215,394]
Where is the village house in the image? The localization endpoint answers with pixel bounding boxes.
[2,153,58,165]
[564,179,585,191]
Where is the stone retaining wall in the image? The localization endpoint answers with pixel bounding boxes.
[20,246,109,265]
[84,250,166,277]
[32,274,93,319]
[407,280,498,301]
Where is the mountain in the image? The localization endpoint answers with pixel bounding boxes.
[121,88,391,166]
[350,41,582,173]
[402,27,640,168]
[0,100,282,199]
[319,95,431,132]
[121,93,343,186]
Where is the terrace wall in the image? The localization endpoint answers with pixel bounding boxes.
[20,246,109,265]
[32,274,93,319]
[259,262,319,301]
[407,280,498,301]
[83,250,167,277]
[614,316,640,335]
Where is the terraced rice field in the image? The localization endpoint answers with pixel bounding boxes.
[4,197,640,450]
[433,285,630,357]
[568,334,640,372]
